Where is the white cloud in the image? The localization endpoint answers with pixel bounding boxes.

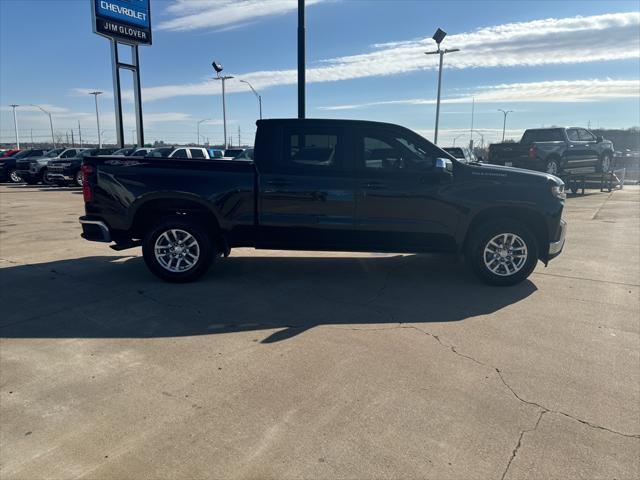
[317,79,640,110]
[0,104,71,114]
[158,0,329,32]
[132,11,640,102]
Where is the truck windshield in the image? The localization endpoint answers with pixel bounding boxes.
[521,129,564,143]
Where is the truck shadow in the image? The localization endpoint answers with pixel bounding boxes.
[0,254,537,343]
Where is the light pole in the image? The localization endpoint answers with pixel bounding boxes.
[197,119,211,146]
[89,91,103,148]
[212,61,233,150]
[452,133,466,146]
[9,104,20,148]
[425,28,459,145]
[30,104,55,148]
[240,79,262,120]
[498,109,514,142]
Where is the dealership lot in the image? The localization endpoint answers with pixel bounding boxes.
[0,184,638,479]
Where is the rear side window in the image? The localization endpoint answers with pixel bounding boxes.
[172,149,188,158]
[190,149,205,158]
[286,131,338,167]
[522,129,565,143]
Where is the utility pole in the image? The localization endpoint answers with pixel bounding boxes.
[238,125,241,147]
[212,61,233,150]
[9,104,20,148]
[89,91,103,148]
[298,0,306,119]
[498,109,514,142]
[78,121,83,147]
[425,28,459,145]
[31,129,34,147]
[71,129,75,147]
[240,79,262,120]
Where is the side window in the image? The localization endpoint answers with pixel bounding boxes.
[190,149,205,158]
[285,130,338,168]
[172,149,188,158]
[578,129,596,142]
[566,129,580,141]
[62,150,75,158]
[362,130,436,171]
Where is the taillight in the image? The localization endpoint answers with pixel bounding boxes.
[528,146,536,159]
[81,164,94,202]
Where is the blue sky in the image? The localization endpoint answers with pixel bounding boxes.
[1,0,638,147]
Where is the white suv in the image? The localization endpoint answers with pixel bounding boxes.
[168,147,210,159]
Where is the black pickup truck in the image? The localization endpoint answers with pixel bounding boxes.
[79,119,567,286]
[488,127,614,175]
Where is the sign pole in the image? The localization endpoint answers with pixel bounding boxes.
[110,40,125,148]
[132,45,144,147]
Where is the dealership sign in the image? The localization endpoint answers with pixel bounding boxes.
[92,0,152,45]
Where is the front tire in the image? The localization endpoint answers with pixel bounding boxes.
[74,170,84,187]
[42,169,53,185]
[142,218,215,283]
[467,219,539,286]
[598,153,612,173]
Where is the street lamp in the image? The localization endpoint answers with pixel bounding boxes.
[239,79,262,120]
[498,109,514,142]
[30,104,55,148]
[9,104,19,148]
[197,119,211,146]
[452,132,466,146]
[425,28,460,145]
[89,91,103,148]
[212,61,233,150]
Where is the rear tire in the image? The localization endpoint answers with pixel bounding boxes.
[544,158,560,175]
[142,217,215,283]
[466,219,539,286]
[74,170,83,187]
[9,169,22,183]
[42,169,53,185]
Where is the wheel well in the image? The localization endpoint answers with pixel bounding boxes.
[463,207,548,258]
[130,199,221,240]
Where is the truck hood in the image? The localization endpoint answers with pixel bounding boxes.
[463,162,563,186]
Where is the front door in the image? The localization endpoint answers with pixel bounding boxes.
[258,124,357,250]
[564,128,595,172]
[354,127,459,252]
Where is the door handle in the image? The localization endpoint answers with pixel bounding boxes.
[266,179,291,187]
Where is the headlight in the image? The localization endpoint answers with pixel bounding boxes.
[551,184,566,200]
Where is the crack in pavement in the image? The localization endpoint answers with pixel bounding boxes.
[401,325,640,439]
[500,410,546,480]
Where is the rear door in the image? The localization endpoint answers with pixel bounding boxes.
[354,126,459,252]
[257,123,357,249]
[577,129,601,168]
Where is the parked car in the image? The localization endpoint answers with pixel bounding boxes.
[1,149,21,158]
[47,148,119,186]
[208,148,225,159]
[443,147,477,164]
[168,147,211,159]
[148,147,175,158]
[223,148,245,159]
[130,148,155,157]
[79,118,567,286]
[112,147,137,156]
[15,148,66,184]
[488,127,614,175]
[0,148,48,183]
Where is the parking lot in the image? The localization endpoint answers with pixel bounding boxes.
[0,183,638,479]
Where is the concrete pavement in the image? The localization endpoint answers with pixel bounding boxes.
[1,183,638,479]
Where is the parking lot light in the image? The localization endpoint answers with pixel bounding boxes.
[30,104,55,148]
[498,109,514,142]
[212,61,234,150]
[9,104,20,149]
[425,28,460,145]
[240,79,263,120]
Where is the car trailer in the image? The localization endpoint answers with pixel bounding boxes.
[561,168,626,195]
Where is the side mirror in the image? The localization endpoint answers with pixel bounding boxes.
[596,135,604,143]
[435,157,453,174]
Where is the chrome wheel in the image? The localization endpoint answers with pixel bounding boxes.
[601,155,611,173]
[546,161,558,175]
[9,170,22,183]
[154,229,200,273]
[75,170,83,187]
[483,233,528,277]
